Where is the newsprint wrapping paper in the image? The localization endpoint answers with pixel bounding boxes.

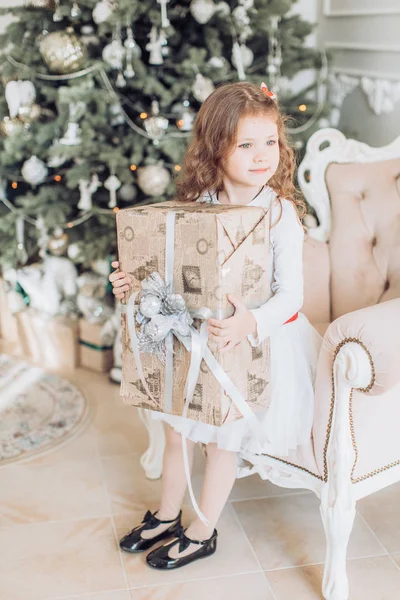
[116,200,271,427]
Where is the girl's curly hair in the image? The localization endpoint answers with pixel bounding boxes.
[176,81,306,224]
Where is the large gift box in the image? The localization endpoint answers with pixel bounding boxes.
[116,200,271,427]
[16,309,79,371]
[79,318,114,372]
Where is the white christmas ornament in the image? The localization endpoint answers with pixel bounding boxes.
[115,72,127,88]
[232,42,253,80]
[214,1,230,16]
[60,121,82,145]
[92,0,114,24]
[157,0,170,27]
[78,174,101,210]
[207,56,226,69]
[22,156,48,186]
[109,103,125,126]
[47,141,69,167]
[16,215,28,265]
[53,0,63,22]
[59,101,85,146]
[190,0,216,24]
[67,241,85,263]
[146,26,164,65]
[124,28,142,58]
[123,25,138,78]
[102,39,125,70]
[232,5,250,26]
[137,164,171,197]
[192,73,215,103]
[80,25,100,47]
[36,216,49,259]
[118,182,137,202]
[5,81,36,119]
[71,1,81,18]
[176,109,195,131]
[104,174,121,208]
[144,100,169,141]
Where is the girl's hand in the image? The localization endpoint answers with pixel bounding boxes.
[207,294,258,353]
[109,260,133,301]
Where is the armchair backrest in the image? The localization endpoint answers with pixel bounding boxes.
[299,129,400,320]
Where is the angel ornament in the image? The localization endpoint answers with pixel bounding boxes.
[146,26,164,66]
[78,174,101,210]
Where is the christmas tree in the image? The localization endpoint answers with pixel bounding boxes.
[0,0,326,270]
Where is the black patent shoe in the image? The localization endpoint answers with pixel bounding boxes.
[119,510,182,554]
[146,526,218,570]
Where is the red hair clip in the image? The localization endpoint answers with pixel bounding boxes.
[260,82,277,101]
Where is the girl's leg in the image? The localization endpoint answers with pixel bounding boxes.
[168,443,238,557]
[141,425,195,539]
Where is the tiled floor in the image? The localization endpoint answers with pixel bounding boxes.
[1,365,400,599]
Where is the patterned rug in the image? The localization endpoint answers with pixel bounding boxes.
[0,354,90,466]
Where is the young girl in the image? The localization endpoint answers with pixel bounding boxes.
[109,81,322,570]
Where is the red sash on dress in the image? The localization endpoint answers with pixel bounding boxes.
[284,312,299,325]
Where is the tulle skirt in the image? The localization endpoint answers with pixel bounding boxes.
[150,313,322,459]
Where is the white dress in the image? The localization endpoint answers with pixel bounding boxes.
[151,186,322,459]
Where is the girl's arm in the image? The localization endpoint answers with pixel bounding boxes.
[248,199,304,346]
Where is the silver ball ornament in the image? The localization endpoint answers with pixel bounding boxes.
[140,294,162,317]
[118,183,137,202]
[137,164,171,197]
[144,314,170,342]
[21,155,48,186]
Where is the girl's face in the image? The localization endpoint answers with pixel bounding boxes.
[222,113,280,190]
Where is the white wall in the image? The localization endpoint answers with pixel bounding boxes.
[318,0,400,145]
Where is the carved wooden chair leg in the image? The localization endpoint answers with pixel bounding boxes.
[137,408,166,480]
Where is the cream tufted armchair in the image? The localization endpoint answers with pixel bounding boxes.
[135,129,400,600]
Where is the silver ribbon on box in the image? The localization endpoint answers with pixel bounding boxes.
[124,210,262,524]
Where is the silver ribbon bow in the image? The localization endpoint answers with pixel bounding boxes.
[135,272,193,365]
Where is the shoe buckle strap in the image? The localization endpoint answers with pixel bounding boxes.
[177,526,204,553]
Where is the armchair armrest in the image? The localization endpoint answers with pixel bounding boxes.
[322,298,400,396]
[312,298,400,480]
